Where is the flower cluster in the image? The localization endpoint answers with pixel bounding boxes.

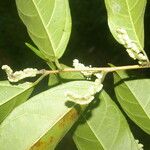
[116,28,147,63]
[135,139,144,150]
[65,78,103,105]
[73,59,93,79]
[2,65,40,82]
[66,60,103,105]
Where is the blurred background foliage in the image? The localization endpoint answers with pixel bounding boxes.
[0,0,150,149]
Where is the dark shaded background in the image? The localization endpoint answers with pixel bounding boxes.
[0,0,150,149]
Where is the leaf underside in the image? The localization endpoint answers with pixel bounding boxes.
[0,81,33,124]
[16,0,71,61]
[104,0,147,55]
[114,71,150,134]
[73,90,138,150]
[0,81,94,150]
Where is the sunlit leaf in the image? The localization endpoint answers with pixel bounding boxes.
[0,81,95,150]
[104,0,148,59]
[0,81,33,124]
[73,90,139,150]
[16,0,72,61]
[114,70,150,134]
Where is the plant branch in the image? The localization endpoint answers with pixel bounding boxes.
[39,64,150,75]
[2,64,150,83]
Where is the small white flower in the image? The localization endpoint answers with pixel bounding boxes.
[138,53,147,61]
[73,59,93,77]
[2,65,39,82]
[122,34,130,44]
[116,28,147,63]
[94,73,103,79]
[126,49,136,60]
[135,139,144,150]
[2,65,13,75]
[116,28,127,34]
[65,68,103,105]
[65,91,95,105]
[127,42,140,53]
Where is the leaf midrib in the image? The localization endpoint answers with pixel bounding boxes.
[83,120,106,150]
[125,0,145,53]
[125,81,150,120]
[27,106,76,149]
[55,0,67,56]
[81,97,108,150]
[116,98,150,132]
[32,0,56,56]
[116,74,150,120]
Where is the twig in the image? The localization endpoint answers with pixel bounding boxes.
[42,64,150,75]
[2,64,150,83]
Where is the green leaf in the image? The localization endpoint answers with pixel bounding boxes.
[104,0,148,58]
[0,81,94,150]
[0,81,34,124]
[48,73,60,87]
[25,43,47,61]
[48,64,85,87]
[16,0,72,61]
[59,64,85,80]
[73,90,139,150]
[114,71,150,134]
